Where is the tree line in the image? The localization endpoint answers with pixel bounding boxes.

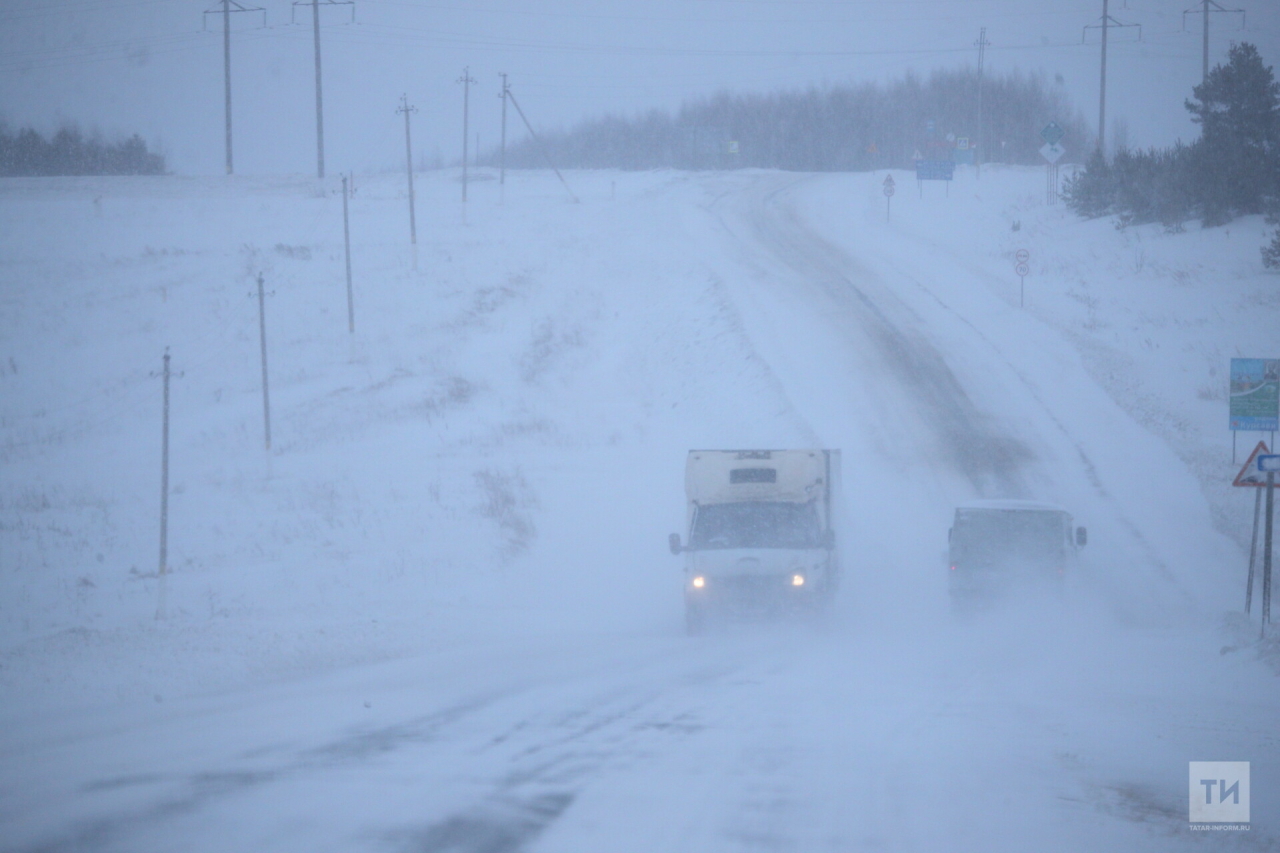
[0,124,166,177]
[1061,43,1280,268]
[496,67,1088,172]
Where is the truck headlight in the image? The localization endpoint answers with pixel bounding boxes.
[791,574,805,587]
[692,576,706,589]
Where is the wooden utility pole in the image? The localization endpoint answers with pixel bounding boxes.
[342,175,354,333]
[499,72,509,197]
[397,95,418,246]
[256,273,272,450]
[158,348,172,575]
[457,66,477,202]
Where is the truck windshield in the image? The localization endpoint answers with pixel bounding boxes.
[690,502,823,550]
[952,509,1066,568]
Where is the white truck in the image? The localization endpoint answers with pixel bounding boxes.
[668,449,841,633]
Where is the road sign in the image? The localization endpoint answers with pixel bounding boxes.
[1040,121,1065,145]
[916,160,955,181]
[1015,261,1030,277]
[1235,441,1273,486]
[1230,359,1280,431]
[1261,455,1280,473]
[727,141,740,155]
[883,175,895,196]
[1015,249,1029,263]
[912,149,923,161]
[1040,142,1065,164]
[956,137,970,150]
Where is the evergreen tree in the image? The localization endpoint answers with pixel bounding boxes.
[1185,42,1280,224]
[1062,149,1115,218]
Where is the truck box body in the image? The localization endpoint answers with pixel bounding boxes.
[676,450,841,630]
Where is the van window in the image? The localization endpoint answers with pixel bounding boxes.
[952,509,1067,567]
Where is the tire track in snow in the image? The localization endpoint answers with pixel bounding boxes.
[704,175,1033,498]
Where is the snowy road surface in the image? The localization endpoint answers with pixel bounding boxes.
[2,169,1277,851]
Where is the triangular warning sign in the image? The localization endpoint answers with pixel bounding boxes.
[1233,441,1272,487]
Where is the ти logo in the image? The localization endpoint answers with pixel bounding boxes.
[1189,762,1250,825]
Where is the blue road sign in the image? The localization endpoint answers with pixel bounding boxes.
[1259,454,1280,473]
[916,160,955,181]
[1230,358,1280,432]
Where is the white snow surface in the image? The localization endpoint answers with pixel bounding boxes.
[1,166,1277,851]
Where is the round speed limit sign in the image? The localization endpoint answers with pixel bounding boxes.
[1015,261,1030,277]
[1015,249,1030,263]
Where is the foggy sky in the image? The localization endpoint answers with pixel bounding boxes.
[1,0,1278,175]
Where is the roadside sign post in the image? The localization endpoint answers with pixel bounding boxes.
[1234,440,1271,614]
[1260,454,1279,637]
[915,159,954,197]
[1014,250,1030,307]
[1040,122,1066,205]
[883,174,895,221]
[1229,358,1280,463]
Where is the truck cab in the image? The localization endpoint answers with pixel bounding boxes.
[947,500,1086,608]
[669,450,841,633]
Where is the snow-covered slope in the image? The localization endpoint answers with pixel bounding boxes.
[1,167,1276,851]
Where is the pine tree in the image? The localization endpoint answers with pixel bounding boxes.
[1185,42,1280,223]
[1062,148,1115,218]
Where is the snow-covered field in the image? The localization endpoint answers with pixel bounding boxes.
[1,165,1276,851]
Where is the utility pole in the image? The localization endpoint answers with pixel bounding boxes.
[1084,2,1140,156]
[1183,1,1246,84]
[1099,0,1108,155]
[397,95,418,248]
[292,0,353,179]
[152,347,181,619]
[975,27,988,177]
[311,0,324,178]
[256,273,272,451]
[457,66,477,202]
[342,174,354,333]
[499,72,509,196]
[157,348,173,576]
[1204,0,1210,82]
[203,1,264,176]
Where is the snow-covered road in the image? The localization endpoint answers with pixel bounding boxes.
[5,612,1274,851]
[2,169,1277,851]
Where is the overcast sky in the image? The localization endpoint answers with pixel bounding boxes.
[2,0,1278,175]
